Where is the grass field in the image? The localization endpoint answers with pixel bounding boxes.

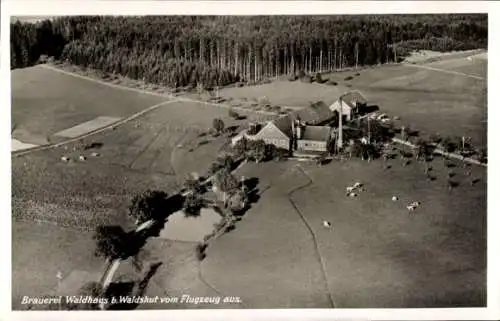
[201,155,486,308]
[219,79,350,108]
[11,222,105,309]
[11,65,167,145]
[11,50,487,309]
[11,66,262,309]
[323,54,487,147]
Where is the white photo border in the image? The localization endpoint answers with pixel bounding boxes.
[1,1,498,320]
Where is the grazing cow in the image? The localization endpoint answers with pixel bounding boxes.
[407,205,416,211]
[322,221,332,228]
[79,155,87,161]
[61,156,70,162]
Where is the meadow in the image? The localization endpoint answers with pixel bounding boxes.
[11,50,487,309]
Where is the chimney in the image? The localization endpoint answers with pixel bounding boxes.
[295,120,304,139]
[338,97,343,149]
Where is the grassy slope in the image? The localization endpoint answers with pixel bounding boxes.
[324,57,487,146]
[200,161,332,308]
[11,222,105,309]
[11,65,166,144]
[11,71,258,308]
[219,80,349,107]
[202,157,486,308]
[294,158,486,307]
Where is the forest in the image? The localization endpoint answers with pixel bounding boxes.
[10,15,488,88]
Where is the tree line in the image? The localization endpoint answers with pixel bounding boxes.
[11,15,487,87]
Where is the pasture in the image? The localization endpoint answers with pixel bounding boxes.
[11,65,166,145]
[11,66,260,309]
[11,51,487,309]
[218,79,350,108]
[201,155,486,308]
[324,53,487,147]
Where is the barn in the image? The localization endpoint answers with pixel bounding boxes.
[296,125,333,154]
[329,90,368,121]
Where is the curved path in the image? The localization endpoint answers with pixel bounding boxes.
[404,63,485,81]
[287,165,335,308]
[13,64,278,157]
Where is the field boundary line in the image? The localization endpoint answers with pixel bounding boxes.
[287,164,336,309]
[403,63,485,80]
[40,64,172,99]
[40,64,279,116]
[391,137,487,167]
[12,99,178,157]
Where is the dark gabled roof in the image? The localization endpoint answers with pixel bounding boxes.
[254,115,293,140]
[271,114,293,137]
[340,90,368,108]
[301,126,331,142]
[291,101,334,125]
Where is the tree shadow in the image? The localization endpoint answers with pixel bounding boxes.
[84,142,104,150]
[361,105,379,115]
[242,177,260,191]
[107,262,163,310]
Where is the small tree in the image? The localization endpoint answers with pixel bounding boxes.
[315,73,323,83]
[128,190,168,225]
[441,136,458,153]
[213,168,239,200]
[227,189,248,213]
[183,193,204,217]
[247,139,267,162]
[93,225,128,260]
[414,138,431,161]
[212,118,225,135]
[184,177,202,194]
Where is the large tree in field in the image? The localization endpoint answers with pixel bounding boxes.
[93,225,128,260]
[128,190,168,225]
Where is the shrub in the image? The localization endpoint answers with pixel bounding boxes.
[344,76,354,81]
[228,108,239,119]
[301,75,313,83]
[212,118,225,134]
[327,79,338,86]
[298,69,307,79]
[195,243,207,261]
[183,193,204,217]
[315,73,323,83]
[287,74,297,81]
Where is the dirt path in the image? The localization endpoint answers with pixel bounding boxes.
[12,99,178,157]
[40,64,278,116]
[287,164,335,308]
[404,63,485,81]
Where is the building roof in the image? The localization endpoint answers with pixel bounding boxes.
[254,115,292,140]
[300,125,331,142]
[270,114,293,137]
[339,90,367,108]
[291,101,334,125]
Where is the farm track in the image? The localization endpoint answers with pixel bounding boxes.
[404,63,485,81]
[287,164,336,309]
[13,64,279,157]
[12,99,178,157]
[39,64,279,115]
